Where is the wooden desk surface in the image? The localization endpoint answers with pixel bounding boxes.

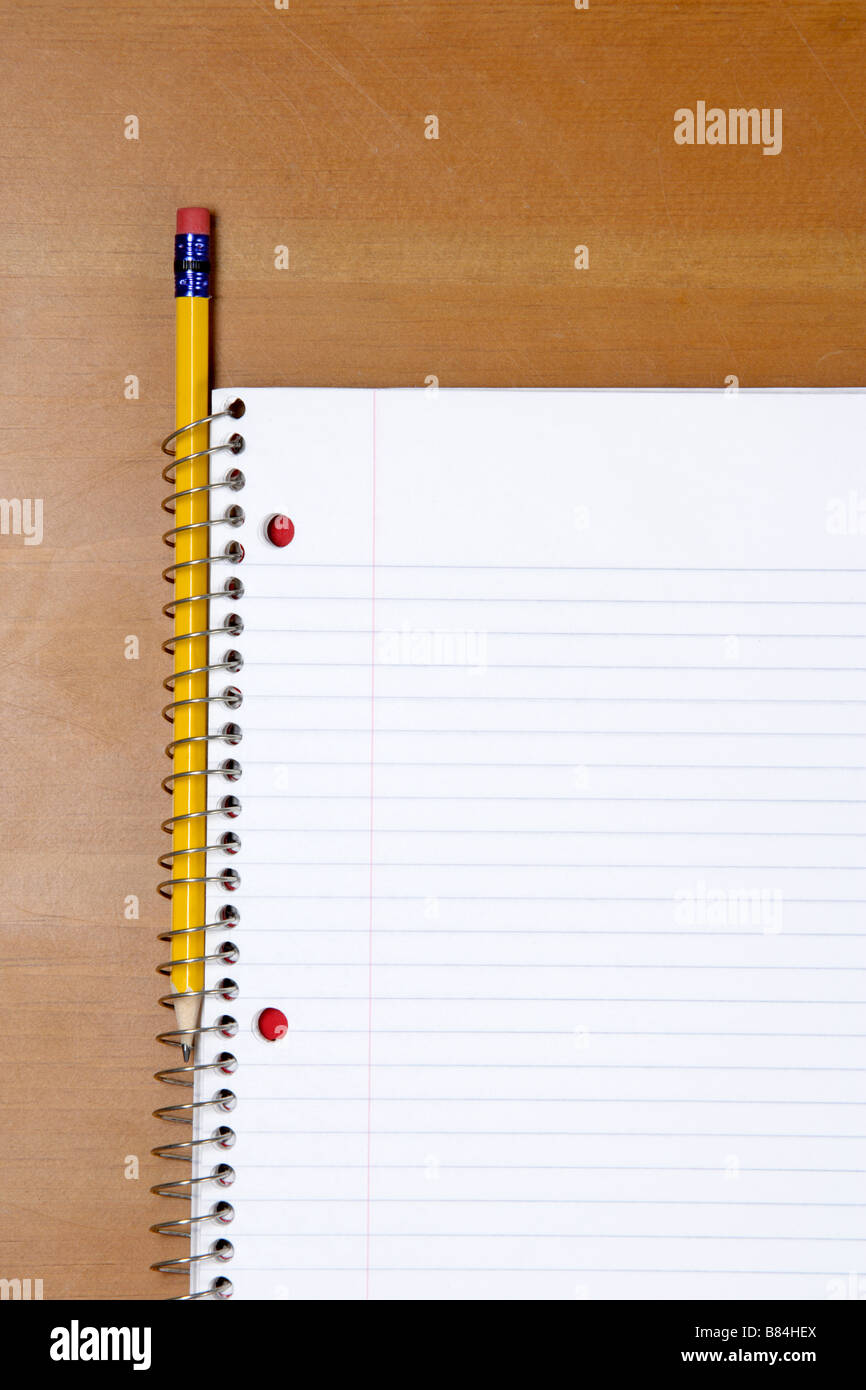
[1,0,863,1299]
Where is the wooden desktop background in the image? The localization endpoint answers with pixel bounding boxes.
[1,0,863,1300]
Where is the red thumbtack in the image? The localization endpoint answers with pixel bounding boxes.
[266,514,294,547]
[256,1007,289,1041]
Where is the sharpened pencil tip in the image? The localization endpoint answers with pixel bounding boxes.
[182,1043,191,1062]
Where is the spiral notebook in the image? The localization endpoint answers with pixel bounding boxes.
[167,388,866,1301]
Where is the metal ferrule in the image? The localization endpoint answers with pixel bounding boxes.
[174,232,210,297]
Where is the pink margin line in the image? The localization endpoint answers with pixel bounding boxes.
[364,390,377,1299]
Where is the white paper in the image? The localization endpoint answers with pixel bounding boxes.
[191,388,866,1300]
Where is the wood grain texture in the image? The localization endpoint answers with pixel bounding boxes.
[0,0,863,1301]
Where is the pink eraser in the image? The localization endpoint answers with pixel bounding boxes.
[176,207,210,235]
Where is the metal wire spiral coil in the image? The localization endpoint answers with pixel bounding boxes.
[152,398,247,1299]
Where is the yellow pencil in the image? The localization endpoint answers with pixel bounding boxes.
[169,207,211,1058]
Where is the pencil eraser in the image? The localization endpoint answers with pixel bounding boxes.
[176,207,210,235]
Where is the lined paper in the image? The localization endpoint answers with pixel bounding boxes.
[194,389,866,1300]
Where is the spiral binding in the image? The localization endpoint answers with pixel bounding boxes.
[152,398,248,1299]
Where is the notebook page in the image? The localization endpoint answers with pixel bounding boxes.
[194,388,866,1301]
